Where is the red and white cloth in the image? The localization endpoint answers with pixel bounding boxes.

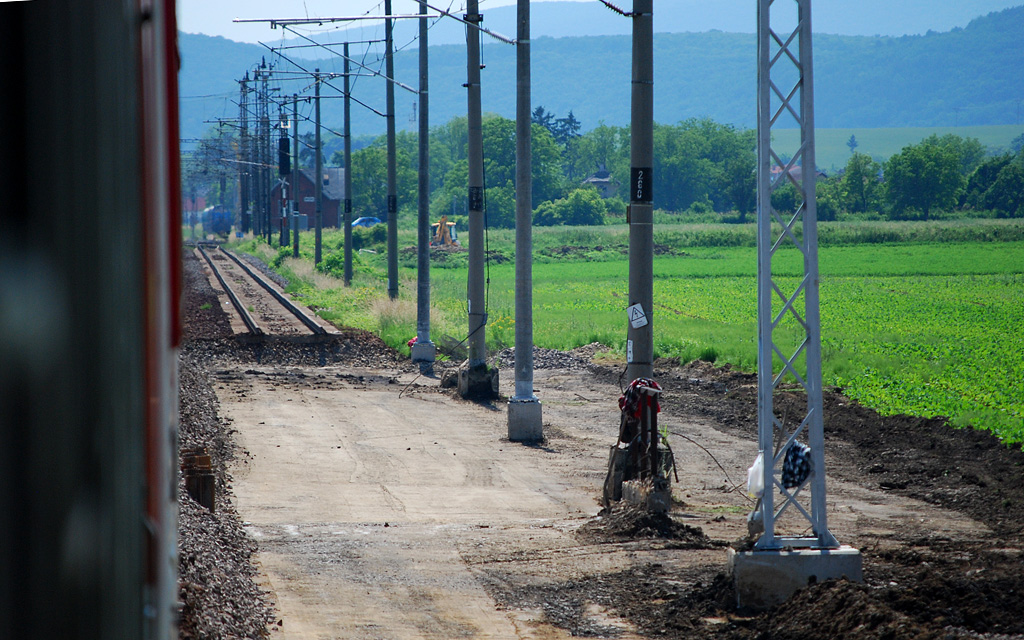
[618,377,662,419]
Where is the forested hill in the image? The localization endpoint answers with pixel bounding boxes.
[178,5,1024,140]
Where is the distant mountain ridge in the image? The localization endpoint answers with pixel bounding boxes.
[178,5,1024,140]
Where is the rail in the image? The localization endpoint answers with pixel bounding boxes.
[197,244,263,335]
[218,248,328,335]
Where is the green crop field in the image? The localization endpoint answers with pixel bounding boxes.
[773,124,1024,172]
[232,224,1024,444]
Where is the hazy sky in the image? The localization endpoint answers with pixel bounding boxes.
[177,0,544,44]
[178,0,1024,44]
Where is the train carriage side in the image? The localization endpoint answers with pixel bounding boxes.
[0,1,181,639]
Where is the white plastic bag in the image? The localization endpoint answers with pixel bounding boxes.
[746,452,765,498]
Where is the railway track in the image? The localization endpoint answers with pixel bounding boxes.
[196,244,330,337]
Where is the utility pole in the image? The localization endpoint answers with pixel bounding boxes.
[459,0,497,398]
[292,93,300,258]
[260,62,272,243]
[731,0,861,610]
[343,42,354,285]
[278,104,289,247]
[314,68,323,264]
[255,68,263,239]
[385,0,400,299]
[626,0,654,383]
[411,0,437,371]
[508,0,542,438]
[239,72,250,234]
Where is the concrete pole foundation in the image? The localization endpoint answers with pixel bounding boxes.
[507,397,542,441]
[410,341,436,375]
[728,546,863,611]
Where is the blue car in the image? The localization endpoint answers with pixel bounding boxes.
[351,216,382,228]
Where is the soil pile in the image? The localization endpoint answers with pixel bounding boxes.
[578,503,719,548]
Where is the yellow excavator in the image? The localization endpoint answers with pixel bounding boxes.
[430,215,459,247]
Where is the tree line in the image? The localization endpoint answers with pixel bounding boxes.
[339,111,1023,226]
[185,112,1023,228]
[334,111,762,228]
[810,133,1024,221]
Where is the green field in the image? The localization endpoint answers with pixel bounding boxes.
[231,222,1024,444]
[773,124,1024,172]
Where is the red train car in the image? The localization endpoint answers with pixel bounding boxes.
[0,1,181,638]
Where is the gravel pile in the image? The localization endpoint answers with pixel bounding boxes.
[186,333,403,369]
[495,343,604,372]
[178,349,276,639]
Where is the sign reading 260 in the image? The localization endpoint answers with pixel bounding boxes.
[630,167,652,203]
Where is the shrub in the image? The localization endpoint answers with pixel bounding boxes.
[352,224,387,250]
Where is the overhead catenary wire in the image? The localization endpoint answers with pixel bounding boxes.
[278,26,418,94]
[235,2,514,45]
[260,41,390,118]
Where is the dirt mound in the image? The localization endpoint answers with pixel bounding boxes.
[745,542,1024,639]
[760,578,933,640]
[578,504,719,548]
[570,341,611,361]
[514,539,1024,639]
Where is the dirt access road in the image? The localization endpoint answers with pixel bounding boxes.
[213,356,995,639]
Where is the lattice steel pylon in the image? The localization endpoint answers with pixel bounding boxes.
[754,0,838,550]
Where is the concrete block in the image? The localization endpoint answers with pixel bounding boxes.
[410,341,436,363]
[621,479,671,513]
[458,365,499,400]
[728,545,863,611]
[507,398,543,441]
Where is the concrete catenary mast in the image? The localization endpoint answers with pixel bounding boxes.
[507,0,543,439]
[411,0,438,371]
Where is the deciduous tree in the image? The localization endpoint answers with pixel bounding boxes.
[884,141,964,219]
[841,152,882,214]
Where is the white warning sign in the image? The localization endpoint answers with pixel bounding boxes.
[627,303,648,329]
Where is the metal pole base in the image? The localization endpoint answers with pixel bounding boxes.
[458,364,498,400]
[507,397,542,442]
[728,546,862,611]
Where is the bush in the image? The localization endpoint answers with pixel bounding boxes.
[533,187,607,226]
[771,181,800,213]
[352,224,387,250]
[316,250,346,278]
[272,246,292,268]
